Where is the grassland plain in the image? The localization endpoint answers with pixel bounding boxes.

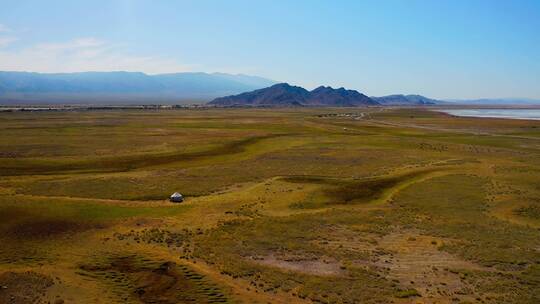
[0,107,539,304]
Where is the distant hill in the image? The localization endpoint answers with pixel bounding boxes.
[208,83,378,107]
[444,98,540,105]
[371,94,439,105]
[0,71,276,104]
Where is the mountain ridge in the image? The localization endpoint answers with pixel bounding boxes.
[208,83,378,107]
[371,94,440,105]
[0,71,277,104]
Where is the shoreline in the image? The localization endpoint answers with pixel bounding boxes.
[435,108,540,121]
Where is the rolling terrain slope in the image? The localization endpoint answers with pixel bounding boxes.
[0,108,539,303]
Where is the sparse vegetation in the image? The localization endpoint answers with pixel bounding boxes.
[1,107,539,303]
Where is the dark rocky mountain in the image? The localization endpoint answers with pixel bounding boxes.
[0,71,276,104]
[208,83,309,107]
[309,86,377,106]
[371,94,439,105]
[209,83,378,107]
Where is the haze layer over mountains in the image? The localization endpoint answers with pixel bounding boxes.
[0,71,276,104]
[1,71,538,106]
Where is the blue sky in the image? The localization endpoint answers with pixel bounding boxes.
[0,0,539,99]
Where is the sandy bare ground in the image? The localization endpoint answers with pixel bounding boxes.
[251,254,343,276]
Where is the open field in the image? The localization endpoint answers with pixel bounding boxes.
[0,107,539,303]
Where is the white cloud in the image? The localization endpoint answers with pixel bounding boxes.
[0,24,11,32]
[0,23,16,48]
[0,37,17,47]
[0,36,195,74]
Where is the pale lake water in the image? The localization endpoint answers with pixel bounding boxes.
[438,109,540,120]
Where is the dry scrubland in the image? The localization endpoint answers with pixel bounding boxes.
[0,107,539,304]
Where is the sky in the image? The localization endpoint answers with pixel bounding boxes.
[0,0,539,99]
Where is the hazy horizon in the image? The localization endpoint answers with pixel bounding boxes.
[1,0,539,99]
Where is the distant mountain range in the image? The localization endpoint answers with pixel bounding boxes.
[444,98,540,105]
[209,83,379,107]
[372,94,439,105]
[3,71,533,107]
[0,71,276,104]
